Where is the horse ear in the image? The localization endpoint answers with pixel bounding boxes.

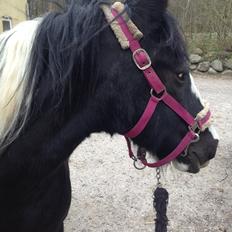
[127,0,168,26]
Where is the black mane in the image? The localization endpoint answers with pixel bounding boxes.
[28,0,188,121]
[29,1,105,115]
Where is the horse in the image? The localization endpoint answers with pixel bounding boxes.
[0,0,219,231]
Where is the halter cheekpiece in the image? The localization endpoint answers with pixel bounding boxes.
[101,2,211,169]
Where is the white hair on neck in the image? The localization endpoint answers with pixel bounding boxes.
[0,19,41,152]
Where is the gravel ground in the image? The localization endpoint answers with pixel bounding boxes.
[65,74,232,232]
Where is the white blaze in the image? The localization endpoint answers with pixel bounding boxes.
[172,73,220,172]
[189,73,203,104]
[189,73,219,140]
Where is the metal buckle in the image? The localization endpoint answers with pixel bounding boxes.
[189,123,201,143]
[132,48,152,70]
[182,125,201,157]
[189,120,201,135]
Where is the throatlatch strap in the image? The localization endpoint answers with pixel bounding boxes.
[125,97,158,138]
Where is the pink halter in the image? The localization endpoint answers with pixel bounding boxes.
[110,9,211,168]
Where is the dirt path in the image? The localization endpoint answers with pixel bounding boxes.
[65,74,232,232]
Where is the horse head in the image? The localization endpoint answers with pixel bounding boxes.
[96,0,219,173]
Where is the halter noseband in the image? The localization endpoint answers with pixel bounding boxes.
[103,3,211,168]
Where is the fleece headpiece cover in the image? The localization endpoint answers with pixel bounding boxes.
[100,2,143,49]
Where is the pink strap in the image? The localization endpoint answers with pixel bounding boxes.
[112,7,195,132]
[143,68,166,94]
[111,10,165,94]
[198,110,211,130]
[162,94,195,126]
[125,136,134,159]
[141,131,196,167]
[125,97,158,138]
[111,8,211,168]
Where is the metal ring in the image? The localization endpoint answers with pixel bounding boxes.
[150,89,167,100]
[181,133,200,157]
[133,160,146,170]
[150,89,154,97]
[193,133,200,143]
[181,149,188,157]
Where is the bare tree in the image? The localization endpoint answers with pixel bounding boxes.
[27,0,67,18]
[169,0,232,51]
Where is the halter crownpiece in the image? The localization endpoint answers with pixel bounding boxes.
[101,2,143,49]
[101,3,212,168]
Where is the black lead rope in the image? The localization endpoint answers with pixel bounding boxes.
[153,168,169,232]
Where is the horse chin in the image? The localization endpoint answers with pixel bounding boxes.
[173,155,211,173]
[136,148,209,174]
[200,161,210,168]
[172,160,189,172]
[186,161,201,173]
[173,157,202,174]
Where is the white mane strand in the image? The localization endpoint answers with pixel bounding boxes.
[0,20,40,150]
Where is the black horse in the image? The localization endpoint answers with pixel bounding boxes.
[0,0,218,231]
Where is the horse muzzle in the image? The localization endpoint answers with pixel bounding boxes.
[176,129,219,173]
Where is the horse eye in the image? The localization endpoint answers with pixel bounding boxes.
[177,73,185,81]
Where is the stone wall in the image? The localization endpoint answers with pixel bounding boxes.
[189,48,232,76]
